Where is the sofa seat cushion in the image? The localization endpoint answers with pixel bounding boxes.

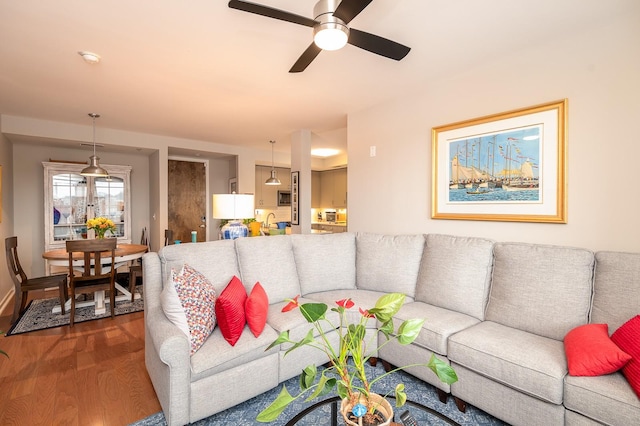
[394,301,480,355]
[356,233,425,298]
[235,236,302,304]
[486,242,594,341]
[415,234,493,321]
[266,297,340,350]
[564,373,640,425]
[448,321,567,404]
[190,323,280,381]
[291,233,356,295]
[304,289,412,329]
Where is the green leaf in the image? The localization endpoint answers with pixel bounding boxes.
[300,364,317,390]
[427,354,458,385]
[300,303,328,323]
[396,318,425,345]
[378,319,394,340]
[306,375,337,401]
[394,383,406,407]
[368,293,405,323]
[256,385,295,422]
[284,329,315,356]
[336,380,349,400]
[265,330,291,351]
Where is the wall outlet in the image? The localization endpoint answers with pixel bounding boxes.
[369,146,376,157]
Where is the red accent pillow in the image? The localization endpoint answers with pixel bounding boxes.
[564,323,631,376]
[214,276,248,346]
[246,282,269,337]
[611,315,640,398]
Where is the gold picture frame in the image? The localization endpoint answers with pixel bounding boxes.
[432,99,567,223]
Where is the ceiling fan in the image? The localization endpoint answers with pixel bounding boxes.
[228,0,411,73]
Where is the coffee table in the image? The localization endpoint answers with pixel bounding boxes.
[285,395,461,426]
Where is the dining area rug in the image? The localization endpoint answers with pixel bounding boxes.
[6,285,144,336]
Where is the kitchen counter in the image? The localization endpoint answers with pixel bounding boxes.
[311,221,347,227]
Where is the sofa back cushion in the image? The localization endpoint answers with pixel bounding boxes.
[355,233,425,297]
[291,233,356,296]
[415,234,494,320]
[486,242,594,341]
[235,236,302,304]
[591,251,640,332]
[158,240,240,295]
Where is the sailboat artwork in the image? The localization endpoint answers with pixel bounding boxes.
[448,125,541,203]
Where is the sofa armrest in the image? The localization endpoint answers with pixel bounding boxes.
[143,252,192,426]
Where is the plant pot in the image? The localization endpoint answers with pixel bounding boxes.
[340,393,393,426]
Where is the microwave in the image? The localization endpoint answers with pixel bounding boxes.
[277,191,291,206]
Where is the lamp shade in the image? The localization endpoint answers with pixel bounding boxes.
[212,193,255,219]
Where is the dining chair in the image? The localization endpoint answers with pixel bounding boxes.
[5,236,68,324]
[65,238,117,326]
[164,229,174,246]
[127,228,171,301]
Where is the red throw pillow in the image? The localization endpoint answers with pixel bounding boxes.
[215,276,248,346]
[245,282,269,337]
[611,315,640,398]
[564,323,631,376]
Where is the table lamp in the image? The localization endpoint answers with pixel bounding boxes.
[212,193,255,240]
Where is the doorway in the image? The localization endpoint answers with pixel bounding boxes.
[168,158,208,243]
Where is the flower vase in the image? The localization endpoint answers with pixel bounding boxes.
[340,393,393,426]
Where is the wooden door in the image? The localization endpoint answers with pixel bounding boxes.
[168,159,207,243]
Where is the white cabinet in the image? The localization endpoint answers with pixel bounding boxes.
[319,168,347,208]
[312,171,321,208]
[43,162,132,251]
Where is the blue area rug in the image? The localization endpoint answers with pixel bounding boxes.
[130,362,507,425]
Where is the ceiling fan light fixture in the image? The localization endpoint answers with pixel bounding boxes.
[314,23,349,51]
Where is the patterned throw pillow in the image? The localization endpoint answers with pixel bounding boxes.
[611,315,640,398]
[161,264,217,355]
[215,276,248,346]
[246,282,269,337]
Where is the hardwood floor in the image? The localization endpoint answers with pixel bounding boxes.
[0,290,161,426]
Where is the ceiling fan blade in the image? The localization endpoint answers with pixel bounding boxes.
[289,43,323,73]
[228,0,317,27]
[348,28,410,61]
[333,0,374,24]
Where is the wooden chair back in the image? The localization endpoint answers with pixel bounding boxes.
[6,236,68,324]
[65,238,118,326]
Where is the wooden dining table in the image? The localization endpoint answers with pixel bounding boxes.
[42,243,148,315]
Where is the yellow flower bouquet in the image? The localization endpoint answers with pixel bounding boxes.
[86,216,116,239]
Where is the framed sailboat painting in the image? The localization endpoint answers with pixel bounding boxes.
[431,99,567,223]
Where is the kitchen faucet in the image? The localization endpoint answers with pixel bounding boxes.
[265,212,276,228]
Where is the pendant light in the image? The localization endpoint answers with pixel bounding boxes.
[81,113,109,177]
[265,140,281,186]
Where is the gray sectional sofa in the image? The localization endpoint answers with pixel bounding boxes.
[142,232,639,426]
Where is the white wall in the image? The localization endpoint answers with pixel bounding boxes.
[347,12,640,252]
[0,122,14,311]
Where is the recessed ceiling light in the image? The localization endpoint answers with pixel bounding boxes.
[78,51,101,64]
[311,148,340,157]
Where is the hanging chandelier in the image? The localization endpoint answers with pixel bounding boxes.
[81,113,109,177]
[264,140,281,186]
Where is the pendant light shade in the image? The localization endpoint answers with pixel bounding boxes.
[265,140,281,186]
[81,113,109,177]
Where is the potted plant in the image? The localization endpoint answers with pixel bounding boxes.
[258,293,458,425]
[86,216,116,239]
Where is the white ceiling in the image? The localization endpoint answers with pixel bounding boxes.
[0,0,635,156]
